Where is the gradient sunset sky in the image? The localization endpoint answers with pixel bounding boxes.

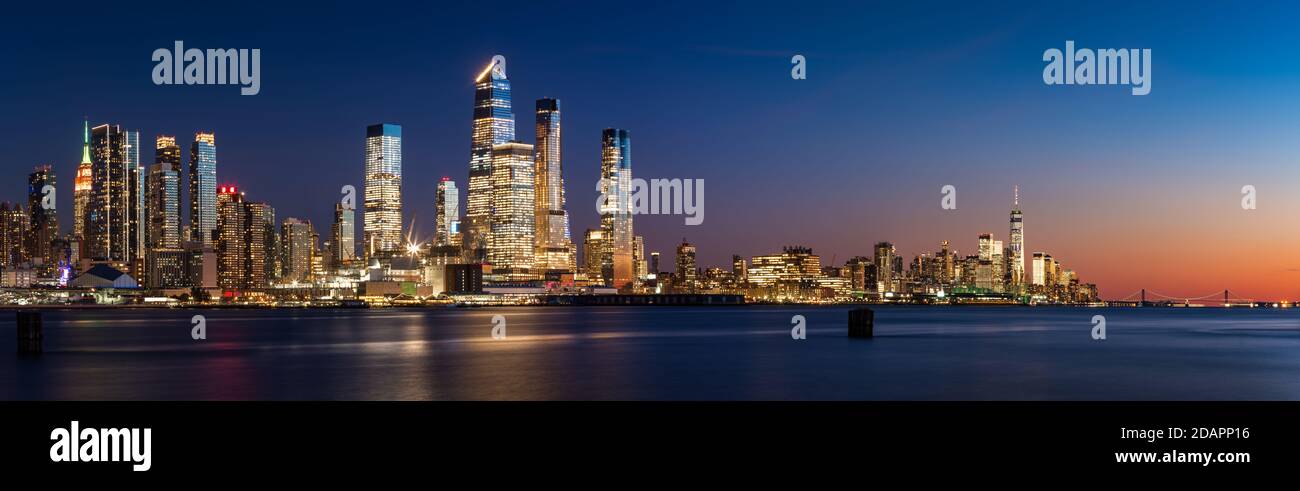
[3,1,1300,300]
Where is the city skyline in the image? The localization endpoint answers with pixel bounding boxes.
[4,2,1300,299]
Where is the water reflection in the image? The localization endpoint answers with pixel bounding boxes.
[2,306,1299,400]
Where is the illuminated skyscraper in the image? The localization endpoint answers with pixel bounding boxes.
[216,186,275,291]
[599,128,634,289]
[332,202,355,266]
[246,201,275,288]
[125,129,144,276]
[487,141,536,280]
[26,166,57,271]
[976,233,998,290]
[940,240,953,285]
[0,202,28,268]
[873,242,895,293]
[189,132,218,247]
[216,187,246,290]
[533,98,575,277]
[583,228,605,282]
[1032,252,1046,286]
[156,135,181,168]
[435,177,460,247]
[1009,186,1024,290]
[732,255,747,286]
[675,239,697,292]
[632,235,647,282]
[363,123,402,257]
[88,124,131,262]
[145,161,180,250]
[465,55,514,263]
[281,218,315,283]
[73,121,93,240]
[148,136,183,252]
[991,239,1005,292]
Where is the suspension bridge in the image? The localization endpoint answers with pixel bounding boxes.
[1109,289,1261,307]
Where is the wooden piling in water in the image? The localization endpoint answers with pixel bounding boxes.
[848,307,874,338]
[17,310,42,354]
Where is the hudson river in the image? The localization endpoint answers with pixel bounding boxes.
[4,306,1299,400]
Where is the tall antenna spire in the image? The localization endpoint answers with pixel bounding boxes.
[80,119,92,164]
[1013,185,1020,209]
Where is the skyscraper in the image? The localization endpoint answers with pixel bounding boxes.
[26,166,57,271]
[145,160,181,250]
[533,98,575,277]
[599,128,634,289]
[583,228,606,283]
[125,129,145,277]
[0,202,28,268]
[1009,186,1024,291]
[216,187,246,290]
[73,121,93,241]
[281,218,315,283]
[435,177,460,247]
[873,242,895,293]
[248,201,276,288]
[632,235,647,282]
[363,123,402,257]
[675,239,697,292]
[465,55,514,263]
[88,124,131,263]
[332,202,355,266]
[189,132,218,247]
[215,186,275,291]
[940,240,953,285]
[148,136,183,251]
[487,141,536,280]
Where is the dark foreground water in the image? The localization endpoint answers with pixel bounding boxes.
[3,306,1299,400]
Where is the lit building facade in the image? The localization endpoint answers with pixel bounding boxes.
[675,239,697,292]
[125,129,144,278]
[873,242,895,293]
[599,128,634,289]
[1009,186,1024,290]
[87,123,133,263]
[216,186,275,292]
[73,121,93,241]
[363,123,402,257]
[487,141,536,280]
[1031,252,1046,286]
[281,218,315,283]
[583,228,606,282]
[145,161,181,250]
[533,98,575,277]
[332,202,355,267]
[465,55,514,263]
[435,177,460,247]
[0,202,28,268]
[26,166,57,271]
[189,132,218,247]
